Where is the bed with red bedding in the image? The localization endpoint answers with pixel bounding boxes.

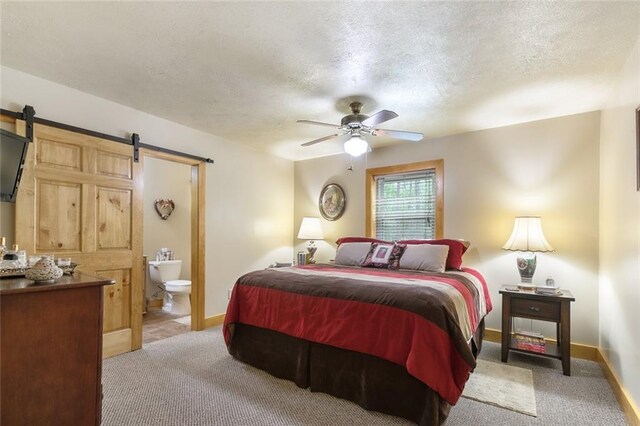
[223,264,492,425]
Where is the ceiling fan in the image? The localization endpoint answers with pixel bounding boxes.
[297,102,424,156]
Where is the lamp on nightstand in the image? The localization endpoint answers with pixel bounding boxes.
[502,216,554,290]
[297,217,324,264]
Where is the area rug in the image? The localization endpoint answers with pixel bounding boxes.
[462,359,537,417]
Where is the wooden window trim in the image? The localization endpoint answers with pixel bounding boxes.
[365,160,444,239]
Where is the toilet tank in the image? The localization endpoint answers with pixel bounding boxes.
[148,260,182,283]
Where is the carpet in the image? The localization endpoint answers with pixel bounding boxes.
[102,328,627,425]
[462,359,537,417]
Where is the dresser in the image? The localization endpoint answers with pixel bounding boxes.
[1,273,113,426]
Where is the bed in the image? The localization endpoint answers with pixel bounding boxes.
[223,262,491,425]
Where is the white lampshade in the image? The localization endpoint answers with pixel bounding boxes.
[502,216,554,252]
[297,217,324,240]
[343,135,369,157]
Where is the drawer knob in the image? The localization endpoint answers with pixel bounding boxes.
[530,306,540,312]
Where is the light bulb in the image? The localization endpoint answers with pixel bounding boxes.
[343,136,369,157]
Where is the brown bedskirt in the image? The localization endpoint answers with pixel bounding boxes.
[228,319,484,425]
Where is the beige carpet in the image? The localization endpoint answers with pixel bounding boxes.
[102,328,626,425]
[462,359,537,416]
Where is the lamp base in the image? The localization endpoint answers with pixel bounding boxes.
[306,242,318,264]
[516,253,537,286]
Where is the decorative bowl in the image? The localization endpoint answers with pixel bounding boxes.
[25,257,64,283]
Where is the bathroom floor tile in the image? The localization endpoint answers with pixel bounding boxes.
[142,307,190,345]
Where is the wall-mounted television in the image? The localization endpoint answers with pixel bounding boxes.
[1,129,30,203]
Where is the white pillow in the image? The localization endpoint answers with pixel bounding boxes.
[335,242,372,266]
[399,244,450,272]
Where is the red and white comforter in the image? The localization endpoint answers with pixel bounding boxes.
[224,264,492,405]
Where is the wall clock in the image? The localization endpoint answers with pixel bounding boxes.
[319,183,346,221]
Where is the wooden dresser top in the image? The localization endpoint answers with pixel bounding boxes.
[0,272,114,295]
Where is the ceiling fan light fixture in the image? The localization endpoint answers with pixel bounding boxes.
[344,135,369,157]
[298,102,423,151]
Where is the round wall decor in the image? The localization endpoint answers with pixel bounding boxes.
[319,183,346,221]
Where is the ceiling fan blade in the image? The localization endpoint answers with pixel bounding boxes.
[373,129,424,142]
[297,119,341,129]
[361,110,398,127]
[301,133,350,146]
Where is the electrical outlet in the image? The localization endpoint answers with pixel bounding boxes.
[227,288,232,300]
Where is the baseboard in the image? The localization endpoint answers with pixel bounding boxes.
[597,349,640,426]
[204,313,225,329]
[484,328,598,361]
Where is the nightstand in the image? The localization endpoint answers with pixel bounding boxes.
[499,286,575,375]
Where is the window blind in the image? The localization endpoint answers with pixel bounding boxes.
[375,170,436,241]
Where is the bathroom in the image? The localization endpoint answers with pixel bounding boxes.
[143,156,193,344]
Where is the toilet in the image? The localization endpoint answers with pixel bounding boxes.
[148,260,191,315]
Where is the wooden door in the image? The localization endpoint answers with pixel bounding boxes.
[15,122,143,357]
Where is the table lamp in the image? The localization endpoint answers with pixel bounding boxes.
[297,217,324,264]
[502,216,554,290]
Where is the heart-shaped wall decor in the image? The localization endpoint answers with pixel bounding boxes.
[154,199,175,220]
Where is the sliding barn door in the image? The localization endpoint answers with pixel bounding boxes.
[15,122,143,357]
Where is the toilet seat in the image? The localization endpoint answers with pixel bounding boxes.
[166,279,190,286]
[164,279,191,293]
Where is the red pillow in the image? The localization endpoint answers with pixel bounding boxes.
[336,236,390,246]
[396,239,469,270]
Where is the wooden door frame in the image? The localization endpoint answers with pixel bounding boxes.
[139,149,206,332]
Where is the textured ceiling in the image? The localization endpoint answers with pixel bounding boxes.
[1,2,639,160]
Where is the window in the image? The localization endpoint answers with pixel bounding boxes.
[366,160,443,240]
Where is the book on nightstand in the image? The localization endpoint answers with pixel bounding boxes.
[535,286,561,295]
[514,331,546,353]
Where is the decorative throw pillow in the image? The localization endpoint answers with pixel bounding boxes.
[396,239,469,270]
[334,242,373,266]
[363,243,407,269]
[399,244,450,272]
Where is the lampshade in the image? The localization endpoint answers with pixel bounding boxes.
[297,217,324,240]
[502,216,554,252]
[343,135,369,157]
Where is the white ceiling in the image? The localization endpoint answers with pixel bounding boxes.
[1,2,639,161]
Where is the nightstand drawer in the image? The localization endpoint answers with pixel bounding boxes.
[511,298,560,321]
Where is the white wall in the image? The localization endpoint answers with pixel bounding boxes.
[295,111,601,345]
[1,66,294,316]
[599,37,640,408]
[143,157,192,300]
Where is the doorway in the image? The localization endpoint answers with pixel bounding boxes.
[140,149,205,344]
